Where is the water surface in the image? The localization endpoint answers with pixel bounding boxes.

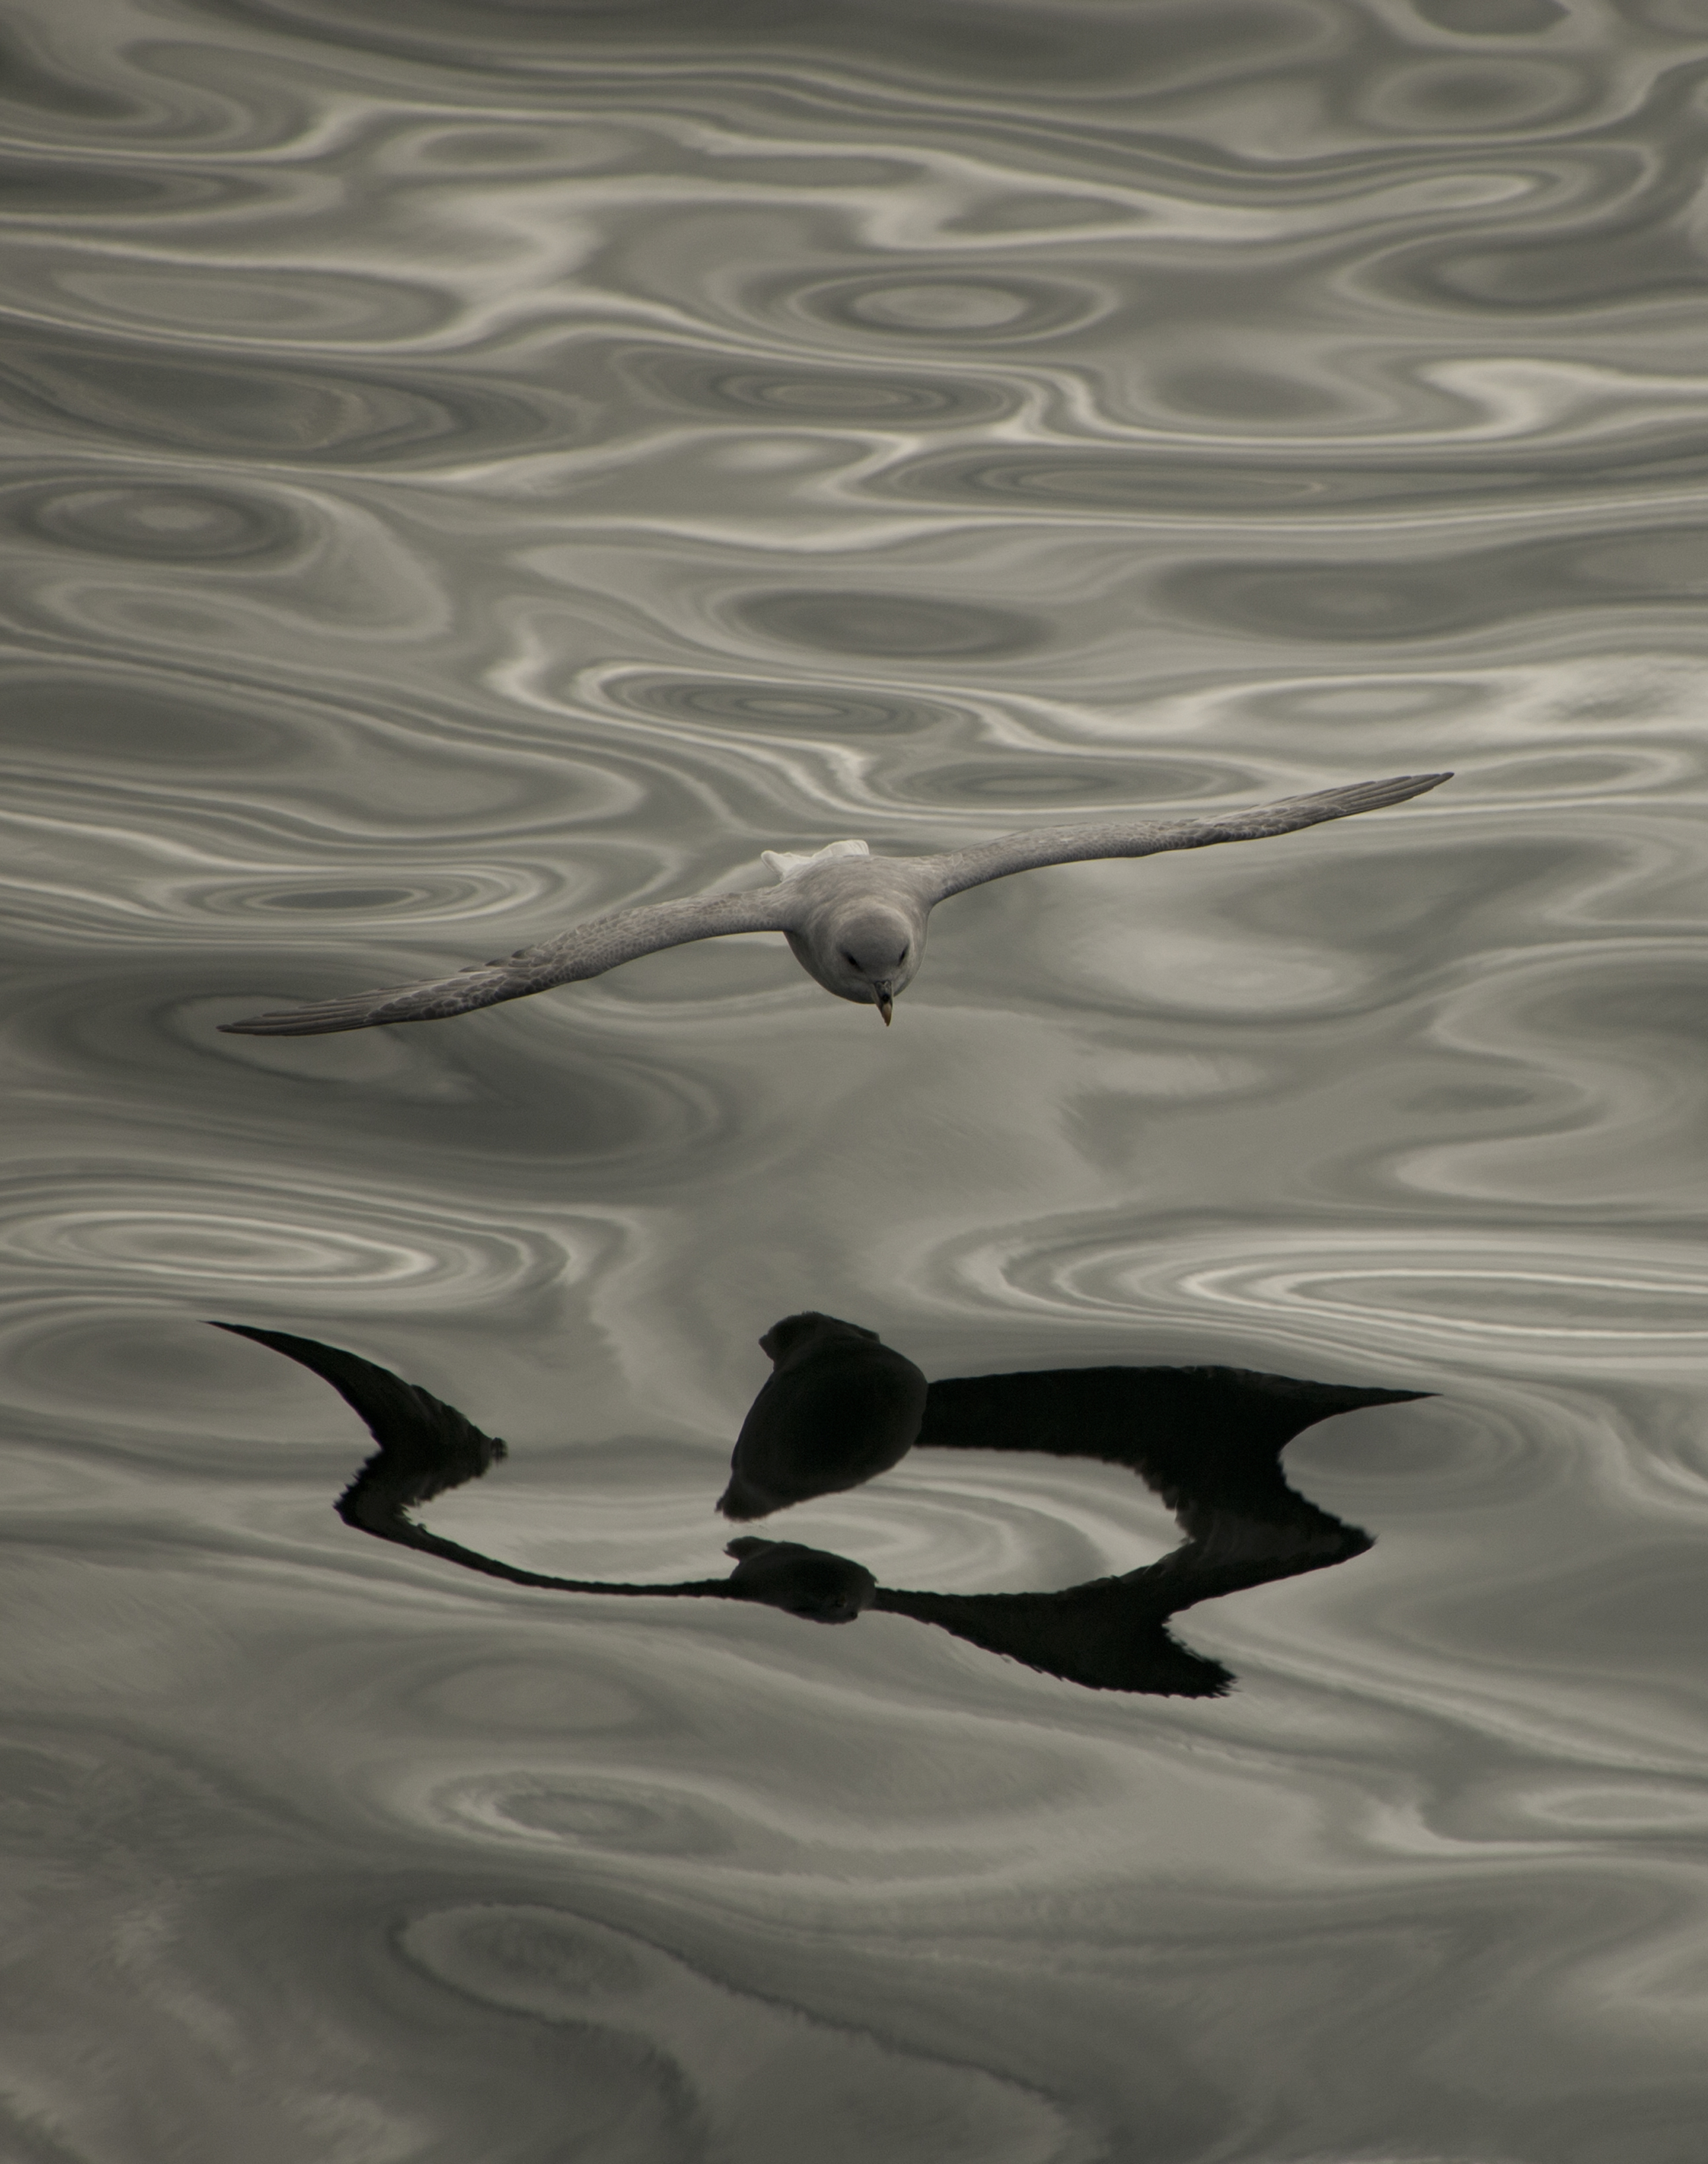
[3,0,1707,2157]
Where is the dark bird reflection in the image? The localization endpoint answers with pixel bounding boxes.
[215,1321,1423,1695]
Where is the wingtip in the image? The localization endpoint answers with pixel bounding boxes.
[217,1009,374,1037]
[209,1320,304,1352]
[217,1014,304,1036]
[1337,770,1453,812]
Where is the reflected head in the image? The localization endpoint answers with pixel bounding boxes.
[726,1538,877,1625]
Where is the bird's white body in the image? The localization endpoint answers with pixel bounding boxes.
[219,773,1451,1037]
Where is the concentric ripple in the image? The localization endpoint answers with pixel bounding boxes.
[0,1174,591,1310]
[982,1229,1708,1378]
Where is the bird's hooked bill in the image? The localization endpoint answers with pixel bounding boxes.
[877,992,894,1025]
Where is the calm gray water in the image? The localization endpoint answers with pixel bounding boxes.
[4,0,1707,2156]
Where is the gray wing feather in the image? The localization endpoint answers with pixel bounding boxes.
[920,773,1452,903]
[219,887,796,1036]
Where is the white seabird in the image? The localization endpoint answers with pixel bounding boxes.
[219,772,1450,1036]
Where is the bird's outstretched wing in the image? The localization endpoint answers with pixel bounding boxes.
[918,772,1451,904]
[219,1324,875,1617]
[872,1506,1373,1696]
[891,1361,1392,1691]
[213,1323,736,1596]
[218,887,796,1037]
[212,1322,509,1530]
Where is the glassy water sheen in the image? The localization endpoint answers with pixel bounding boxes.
[3,0,1706,2157]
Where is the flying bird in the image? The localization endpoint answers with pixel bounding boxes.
[219,772,1450,1036]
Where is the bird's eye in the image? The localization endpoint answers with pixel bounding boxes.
[896,947,908,963]
[841,951,860,968]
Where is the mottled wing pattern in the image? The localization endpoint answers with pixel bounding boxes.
[219,887,797,1036]
[919,772,1451,903]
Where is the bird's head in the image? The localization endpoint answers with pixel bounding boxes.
[811,904,921,1023]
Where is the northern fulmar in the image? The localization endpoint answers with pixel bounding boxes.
[219,772,1449,1036]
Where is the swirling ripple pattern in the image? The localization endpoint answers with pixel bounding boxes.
[2,0,1706,2157]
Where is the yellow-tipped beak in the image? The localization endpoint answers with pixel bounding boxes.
[877,992,894,1026]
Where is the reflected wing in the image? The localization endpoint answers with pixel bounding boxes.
[918,1363,1423,1536]
[213,1322,508,1529]
[874,1512,1373,1697]
[920,772,1451,904]
[893,1360,1408,1691]
[218,887,796,1037]
[215,1323,741,1599]
[872,1576,1234,1697]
